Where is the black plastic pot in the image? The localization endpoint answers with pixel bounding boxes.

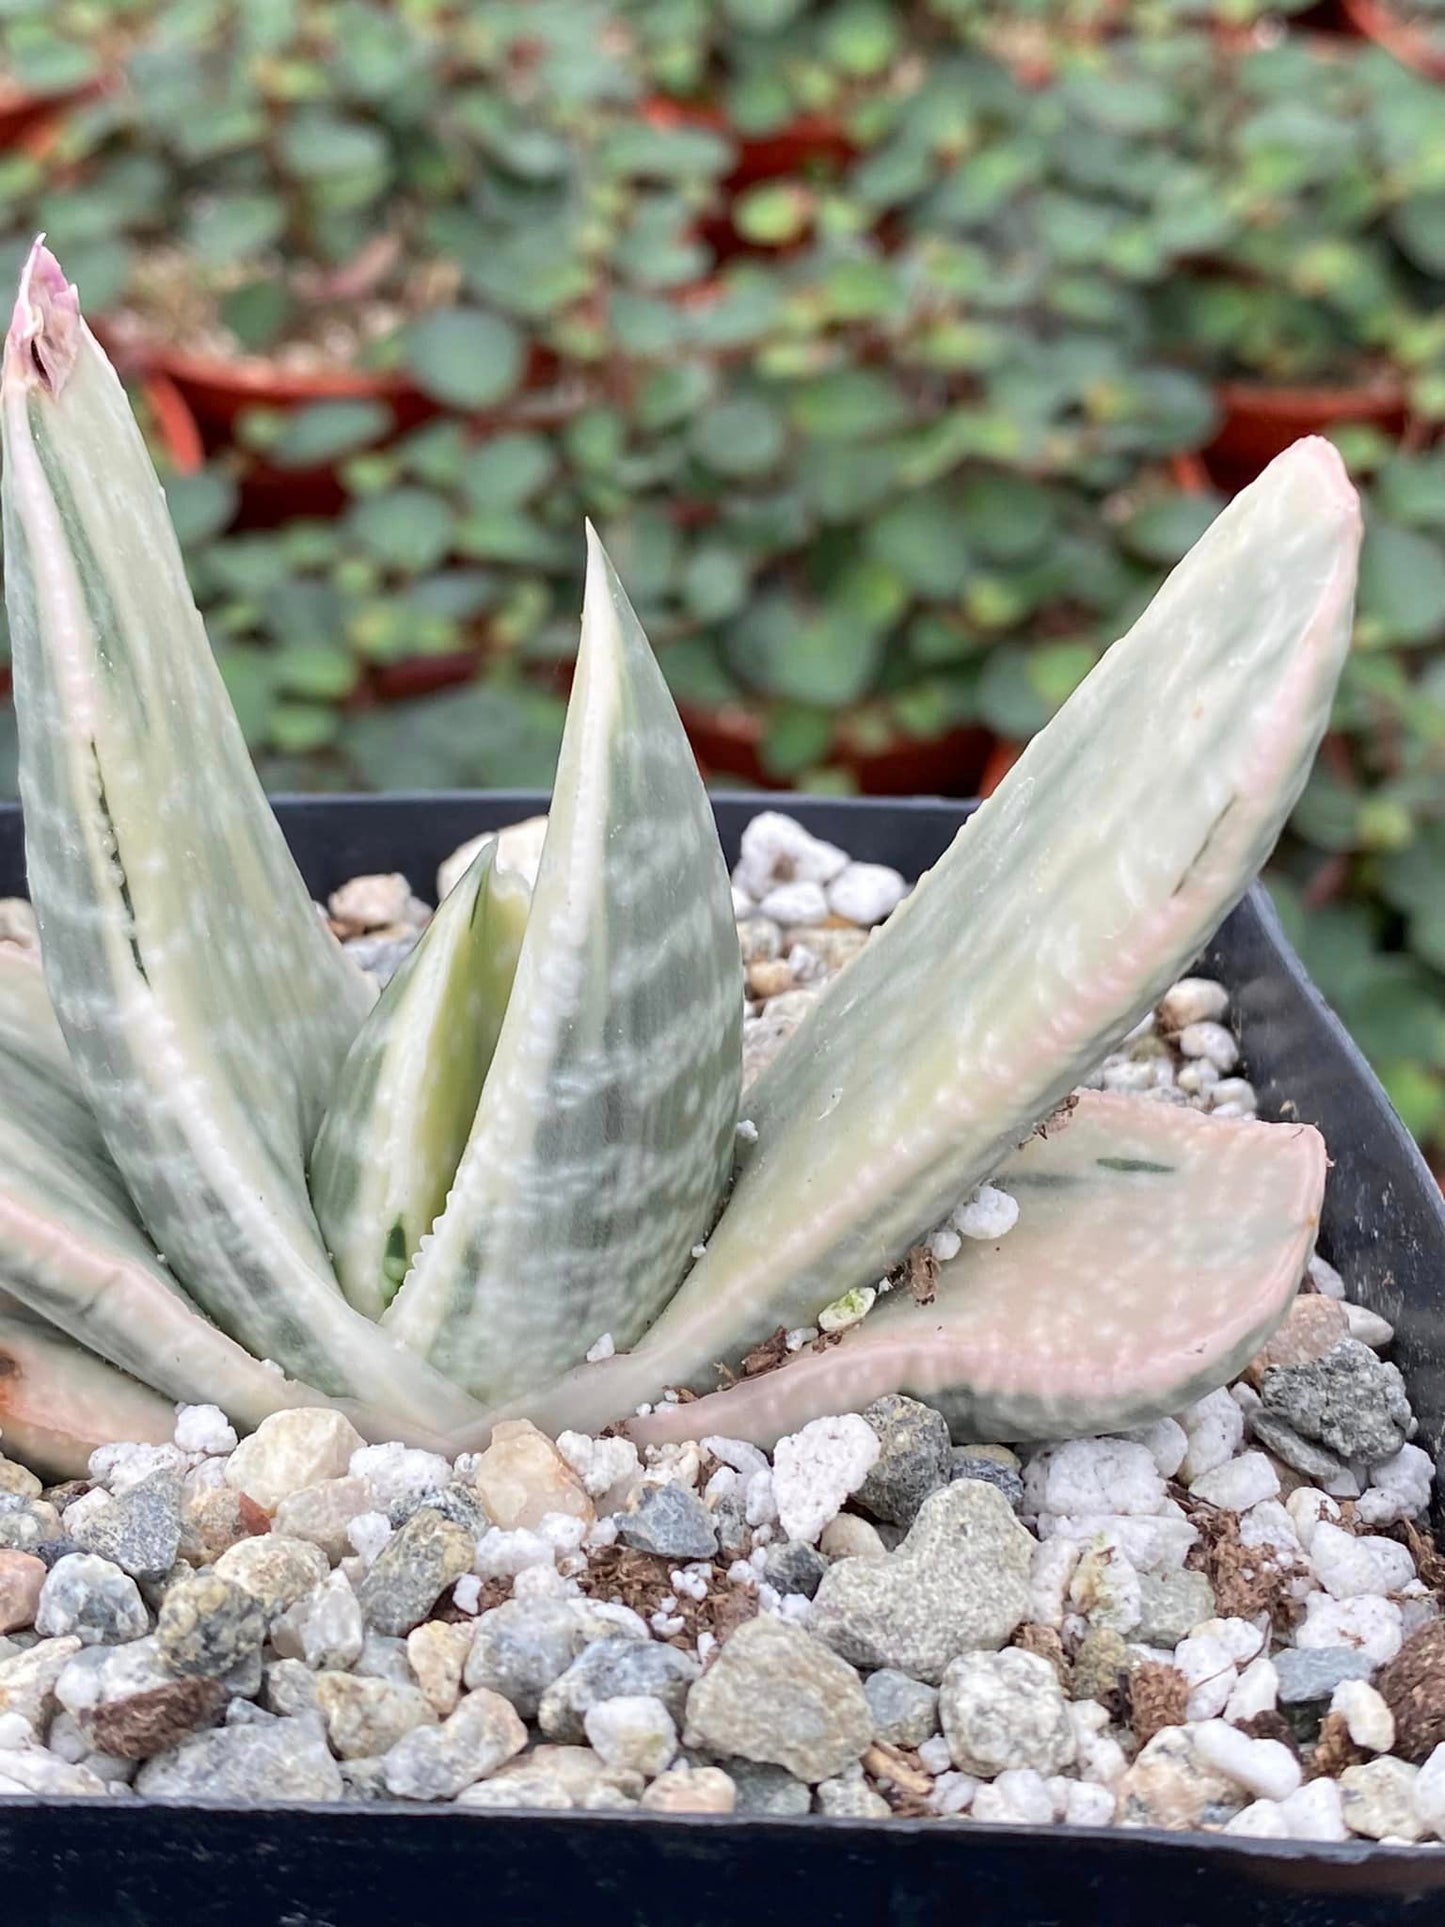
[1,790,1444,1927]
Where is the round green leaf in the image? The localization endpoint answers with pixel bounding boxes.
[347,488,456,574]
[1356,523,1445,647]
[1119,491,1224,566]
[402,308,525,410]
[272,400,394,470]
[692,397,787,477]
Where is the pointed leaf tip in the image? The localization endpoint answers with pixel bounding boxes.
[7,238,79,397]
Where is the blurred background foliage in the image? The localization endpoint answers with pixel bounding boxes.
[0,0,1443,1159]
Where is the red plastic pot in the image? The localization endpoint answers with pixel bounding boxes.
[1201,375,1408,491]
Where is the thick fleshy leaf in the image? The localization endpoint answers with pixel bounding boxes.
[384,528,743,1404]
[0,1011,399,1439]
[500,439,1360,1433]
[0,1293,175,1478]
[626,1094,1327,1447]
[0,242,482,1435]
[310,840,531,1320]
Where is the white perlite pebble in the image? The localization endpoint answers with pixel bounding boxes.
[1415,1744,1445,1839]
[733,811,848,899]
[583,1695,678,1779]
[1028,1539,1080,1629]
[1357,1444,1433,1529]
[702,1437,771,1480]
[1341,1302,1394,1348]
[817,1285,876,1333]
[971,1768,1056,1828]
[952,1184,1019,1242]
[87,1442,185,1495]
[346,1512,394,1567]
[1297,1593,1403,1667]
[555,1432,640,1499]
[1331,1679,1395,1753]
[757,880,830,926]
[1193,1720,1302,1802]
[474,1527,557,1580]
[1188,1452,1279,1513]
[1025,1440,1166,1521]
[1121,1419,1188,1481]
[1063,1780,1116,1827]
[826,862,906,926]
[1176,1021,1238,1072]
[1157,978,1229,1029]
[1172,1635,1238,1722]
[1225,1656,1279,1724]
[770,1414,880,1545]
[172,1404,238,1457]
[1284,1488,1340,1552]
[927,1227,962,1264]
[349,1444,450,1518]
[1310,1521,1415,1601]
[1176,1388,1244,1483]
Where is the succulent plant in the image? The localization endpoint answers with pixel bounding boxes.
[1,242,1359,1475]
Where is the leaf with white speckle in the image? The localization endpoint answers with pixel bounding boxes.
[384,527,742,1406]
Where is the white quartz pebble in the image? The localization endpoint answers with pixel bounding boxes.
[1188,1452,1280,1513]
[1310,1521,1415,1600]
[1331,1679,1395,1754]
[1297,1593,1404,1667]
[1193,1720,1302,1802]
[827,862,907,926]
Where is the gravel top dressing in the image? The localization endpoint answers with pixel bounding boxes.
[1,806,1441,1847]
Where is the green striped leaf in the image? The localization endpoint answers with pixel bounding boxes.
[0,243,483,1437]
[310,839,531,1320]
[384,528,743,1406]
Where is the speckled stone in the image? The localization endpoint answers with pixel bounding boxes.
[810,1481,1032,1685]
[314,1671,437,1760]
[950,1453,1026,1510]
[855,1397,953,1527]
[1135,1570,1216,1649]
[0,1497,59,1552]
[356,1509,475,1637]
[1274,1646,1376,1706]
[0,1634,81,1728]
[725,1757,813,1816]
[155,1572,266,1679]
[540,1637,698,1744]
[213,1535,330,1621]
[69,1469,182,1581]
[35,1553,147,1647]
[940,1649,1075,1777]
[682,1615,872,1784]
[136,1716,344,1801]
[864,1669,940,1747]
[1259,1340,1413,1466]
[762,1541,828,1600]
[616,1484,718,1561]
[463,1599,585,1720]
[383,1687,527,1799]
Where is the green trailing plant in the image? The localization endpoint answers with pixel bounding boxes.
[0,245,1359,1471]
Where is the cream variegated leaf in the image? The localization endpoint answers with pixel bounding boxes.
[0,1292,176,1478]
[0,242,483,1435]
[311,838,531,1319]
[384,528,743,1405]
[502,439,1361,1434]
[627,1093,1327,1447]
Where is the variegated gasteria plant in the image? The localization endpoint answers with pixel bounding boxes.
[1,241,1359,1477]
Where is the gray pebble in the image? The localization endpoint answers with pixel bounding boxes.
[463,1599,583,1720]
[856,1396,953,1527]
[382,1688,526,1800]
[415,1483,491,1536]
[32,1537,84,1569]
[762,1541,828,1601]
[36,1553,147,1647]
[709,1492,751,1560]
[69,1470,182,1582]
[540,1637,698,1744]
[356,1509,474,1637]
[353,1629,415,1684]
[1248,1410,1354,1483]
[950,1453,1025,1511]
[1274,1645,1376,1705]
[156,1572,266,1679]
[682,1615,871,1784]
[863,1669,940,1747]
[725,1757,813,1816]
[262,1657,319,1719]
[136,1715,344,1801]
[617,1484,718,1561]
[1135,1568,1216,1648]
[339,1756,391,1801]
[1260,1339,1413,1465]
[815,1762,890,1818]
[810,1481,1032,1685]
[0,1497,58,1552]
